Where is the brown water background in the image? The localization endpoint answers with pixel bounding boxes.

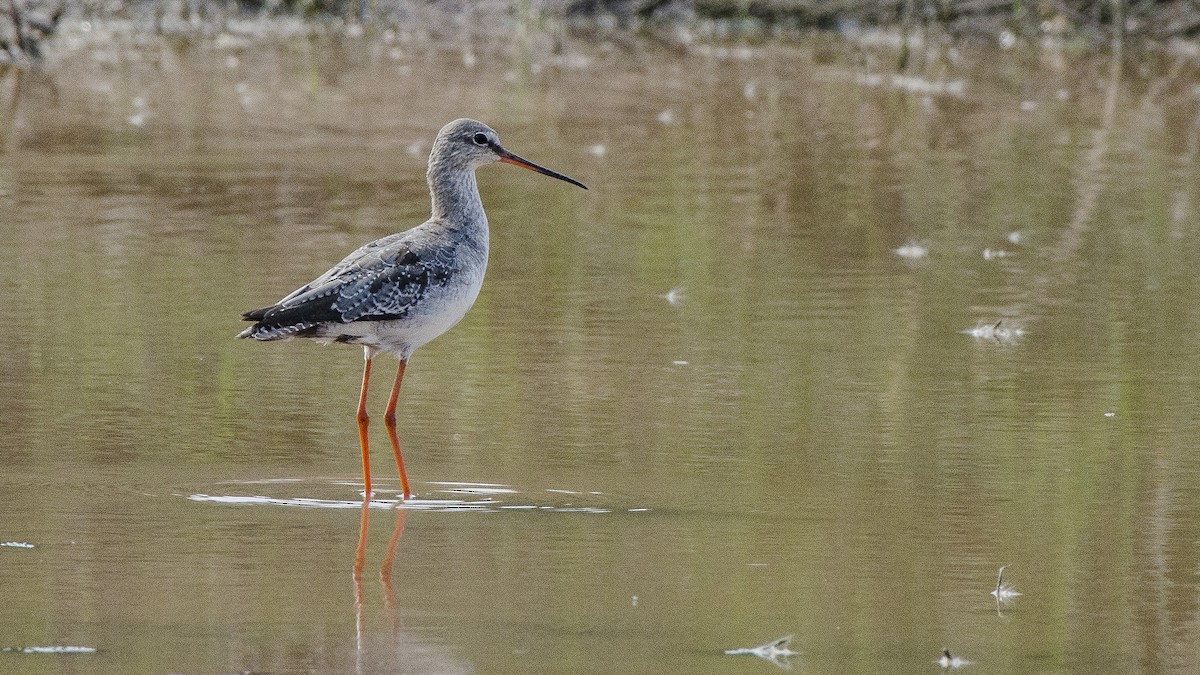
[2,27,1200,674]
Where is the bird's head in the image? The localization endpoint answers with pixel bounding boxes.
[430,118,587,189]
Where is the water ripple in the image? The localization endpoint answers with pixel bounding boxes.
[186,479,641,514]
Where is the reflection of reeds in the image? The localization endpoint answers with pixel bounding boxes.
[1046,51,1121,267]
[1,0,63,64]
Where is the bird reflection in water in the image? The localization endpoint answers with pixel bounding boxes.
[353,499,408,670]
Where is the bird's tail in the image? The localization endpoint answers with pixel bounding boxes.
[238,305,322,340]
[238,306,280,339]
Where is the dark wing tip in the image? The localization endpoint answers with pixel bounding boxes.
[242,306,273,322]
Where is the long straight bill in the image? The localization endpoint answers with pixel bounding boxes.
[495,147,588,190]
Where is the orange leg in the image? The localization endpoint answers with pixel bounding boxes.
[356,355,374,496]
[383,359,412,499]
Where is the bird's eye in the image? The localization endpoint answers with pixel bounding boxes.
[472,132,489,146]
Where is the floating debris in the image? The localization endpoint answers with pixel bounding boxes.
[3,645,97,654]
[1104,411,1116,418]
[662,287,686,305]
[893,241,929,259]
[937,648,971,668]
[981,248,1010,260]
[1,541,35,549]
[961,321,1025,344]
[990,564,1023,604]
[725,635,797,669]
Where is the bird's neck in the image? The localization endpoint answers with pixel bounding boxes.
[428,164,486,233]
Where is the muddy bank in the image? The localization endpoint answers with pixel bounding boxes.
[3,0,1199,67]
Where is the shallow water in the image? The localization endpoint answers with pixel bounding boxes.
[2,29,1200,674]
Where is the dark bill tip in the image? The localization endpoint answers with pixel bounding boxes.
[496,148,588,190]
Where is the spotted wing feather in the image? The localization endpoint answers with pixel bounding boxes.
[240,235,455,340]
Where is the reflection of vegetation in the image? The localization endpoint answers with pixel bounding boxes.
[0,0,63,63]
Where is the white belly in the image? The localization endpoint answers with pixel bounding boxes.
[317,268,485,359]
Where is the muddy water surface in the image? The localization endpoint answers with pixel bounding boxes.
[2,31,1200,674]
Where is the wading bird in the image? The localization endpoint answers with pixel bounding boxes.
[238,119,586,498]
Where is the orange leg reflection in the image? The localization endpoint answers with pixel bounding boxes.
[353,498,408,664]
[353,499,370,661]
[380,505,407,637]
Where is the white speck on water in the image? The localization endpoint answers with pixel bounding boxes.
[1007,230,1025,245]
[662,287,686,305]
[743,80,758,99]
[631,595,638,607]
[8,645,97,654]
[225,55,239,69]
[893,241,929,259]
[999,30,1017,48]
[938,649,971,668]
[235,82,258,109]
[127,113,147,127]
[962,321,1025,344]
[982,248,1010,260]
[856,73,966,96]
[1,541,35,548]
[990,565,1023,608]
[1104,411,1116,417]
[1020,100,1037,111]
[588,144,607,157]
[672,360,689,366]
[725,635,797,668]
[657,108,676,125]
[462,50,477,68]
